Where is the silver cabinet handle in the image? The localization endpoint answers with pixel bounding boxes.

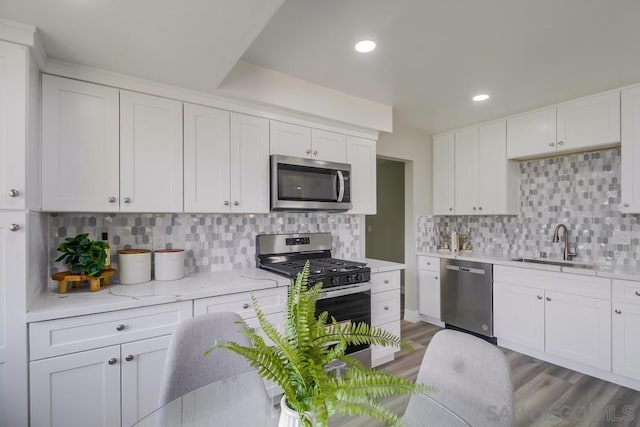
[615,309,622,314]
[116,324,125,331]
[426,262,431,266]
[123,197,131,203]
[8,189,19,197]
[313,150,318,156]
[624,202,631,208]
[233,201,239,206]
[384,306,389,310]
[108,196,117,203]
[546,297,551,301]
[384,280,389,284]
[435,276,438,280]
[635,291,640,297]
[108,358,117,365]
[449,207,453,211]
[242,303,249,309]
[473,207,477,211]
[125,355,134,362]
[9,224,20,232]
[558,140,564,145]
[537,295,543,300]
[306,149,312,155]
[549,142,555,147]
[223,201,230,206]
[478,206,483,211]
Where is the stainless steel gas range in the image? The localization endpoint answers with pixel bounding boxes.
[256,232,372,366]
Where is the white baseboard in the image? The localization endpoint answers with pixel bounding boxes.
[403,309,421,323]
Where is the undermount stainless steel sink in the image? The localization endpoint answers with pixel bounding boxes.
[510,257,596,269]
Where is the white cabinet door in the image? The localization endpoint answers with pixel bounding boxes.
[418,269,440,320]
[557,91,620,153]
[477,121,508,214]
[120,91,183,212]
[30,346,121,427]
[432,133,455,215]
[269,120,311,158]
[621,86,640,213]
[183,103,231,212]
[493,283,544,351]
[121,335,171,427]
[346,136,377,214]
[0,41,27,210]
[612,303,640,381]
[42,75,120,211]
[544,290,611,371]
[311,129,346,163]
[506,107,556,159]
[371,320,401,367]
[454,128,478,215]
[230,113,270,213]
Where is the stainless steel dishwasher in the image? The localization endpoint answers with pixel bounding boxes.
[440,258,494,341]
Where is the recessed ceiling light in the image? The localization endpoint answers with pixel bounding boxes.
[355,40,376,53]
[473,94,490,102]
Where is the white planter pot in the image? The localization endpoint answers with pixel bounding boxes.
[279,396,309,427]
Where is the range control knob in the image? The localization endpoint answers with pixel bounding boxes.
[355,274,363,282]
[330,276,339,286]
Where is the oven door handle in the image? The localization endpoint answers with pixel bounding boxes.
[319,283,371,300]
[336,171,345,202]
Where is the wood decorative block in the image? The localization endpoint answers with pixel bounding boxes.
[51,269,116,293]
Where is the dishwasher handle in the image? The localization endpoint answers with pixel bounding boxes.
[445,265,486,275]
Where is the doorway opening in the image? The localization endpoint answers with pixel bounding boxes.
[365,158,405,316]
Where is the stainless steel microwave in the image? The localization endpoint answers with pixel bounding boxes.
[270,155,352,212]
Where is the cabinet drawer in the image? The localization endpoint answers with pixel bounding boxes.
[29,301,192,360]
[372,290,401,326]
[613,280,640,305]
[418,256,440,272]
[194,287,287,318]
[371,271,400,294]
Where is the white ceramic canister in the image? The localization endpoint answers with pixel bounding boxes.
[118,249,151,284]
[154,249,185,281]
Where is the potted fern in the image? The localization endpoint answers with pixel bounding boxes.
[207,261,430,427]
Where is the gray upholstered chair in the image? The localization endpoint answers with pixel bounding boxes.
[157,311,260,406]
[403,329,515,427]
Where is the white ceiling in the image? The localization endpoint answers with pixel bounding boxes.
[242,0,640,135]
[1,0,640,136]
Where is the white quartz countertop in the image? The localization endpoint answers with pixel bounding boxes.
[28,258,405,322]
[417,249,640,281]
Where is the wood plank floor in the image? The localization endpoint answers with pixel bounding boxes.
[375,320,640,427]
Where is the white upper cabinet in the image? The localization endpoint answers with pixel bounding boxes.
[120,91,183,212]
[183,104,231,212]
[621,86,640,213]
[230,113,270,213]
[432,133,455,215]
[270,120,347,163]
[346,136,376,214]
[454,127,478,215]
[42,75,120,212]
[507,91,620,159]
[0,41,27,210]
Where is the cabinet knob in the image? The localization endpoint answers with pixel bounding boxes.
[9,224,20,232]
[635,291,640,297]
[223,201,230,206]
[123,197,132,204]
[537,295,543,300]
[108,358,117,365]
[549,142,555,147]
[313,150,318,156]
[449,208,453,212]
[426,262,431,266]
[233,201,240,206]
[306,149,312,155]
[557,140,564,146]
[473,207,477,211]
[116,324,125,331]
[108,196,117,203]
[242,303,249,309]
[384,306,389,311]
[615,309,622,314]
[435,276,438,280]
[8,189,19,197]
[545,297,551,301]
[125,354,134,362]
[624,202,631,208]
[478,206,483,211]
[384,279,389,284]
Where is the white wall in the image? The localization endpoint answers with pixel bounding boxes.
[376,124,432,317]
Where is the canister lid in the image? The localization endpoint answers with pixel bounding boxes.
[118,249,151,255]
[155,249,184,253]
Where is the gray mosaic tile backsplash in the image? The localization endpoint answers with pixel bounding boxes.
[49,213,361,281]
[417,147,640,266]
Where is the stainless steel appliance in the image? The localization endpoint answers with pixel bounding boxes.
[270,155,352,212]
[256,232,371,365]
[440,258,495,342]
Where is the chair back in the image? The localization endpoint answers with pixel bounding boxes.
[157,311,256,406]
[406,329,515,427]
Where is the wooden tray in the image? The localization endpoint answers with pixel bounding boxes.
[51,269,116,293]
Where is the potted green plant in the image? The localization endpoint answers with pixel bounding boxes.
[207,261,431,427]
[55,233,107,277]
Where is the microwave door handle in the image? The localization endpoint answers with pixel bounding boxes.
[337,171,345,202]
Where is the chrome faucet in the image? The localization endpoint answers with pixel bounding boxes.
[552,224,577,260]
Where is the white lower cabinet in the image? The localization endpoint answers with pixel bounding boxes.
[612,280,640,381]
[493,282,544,351]
[417,256,440,321]
[370,270,401,367]
[29,302,192,427]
